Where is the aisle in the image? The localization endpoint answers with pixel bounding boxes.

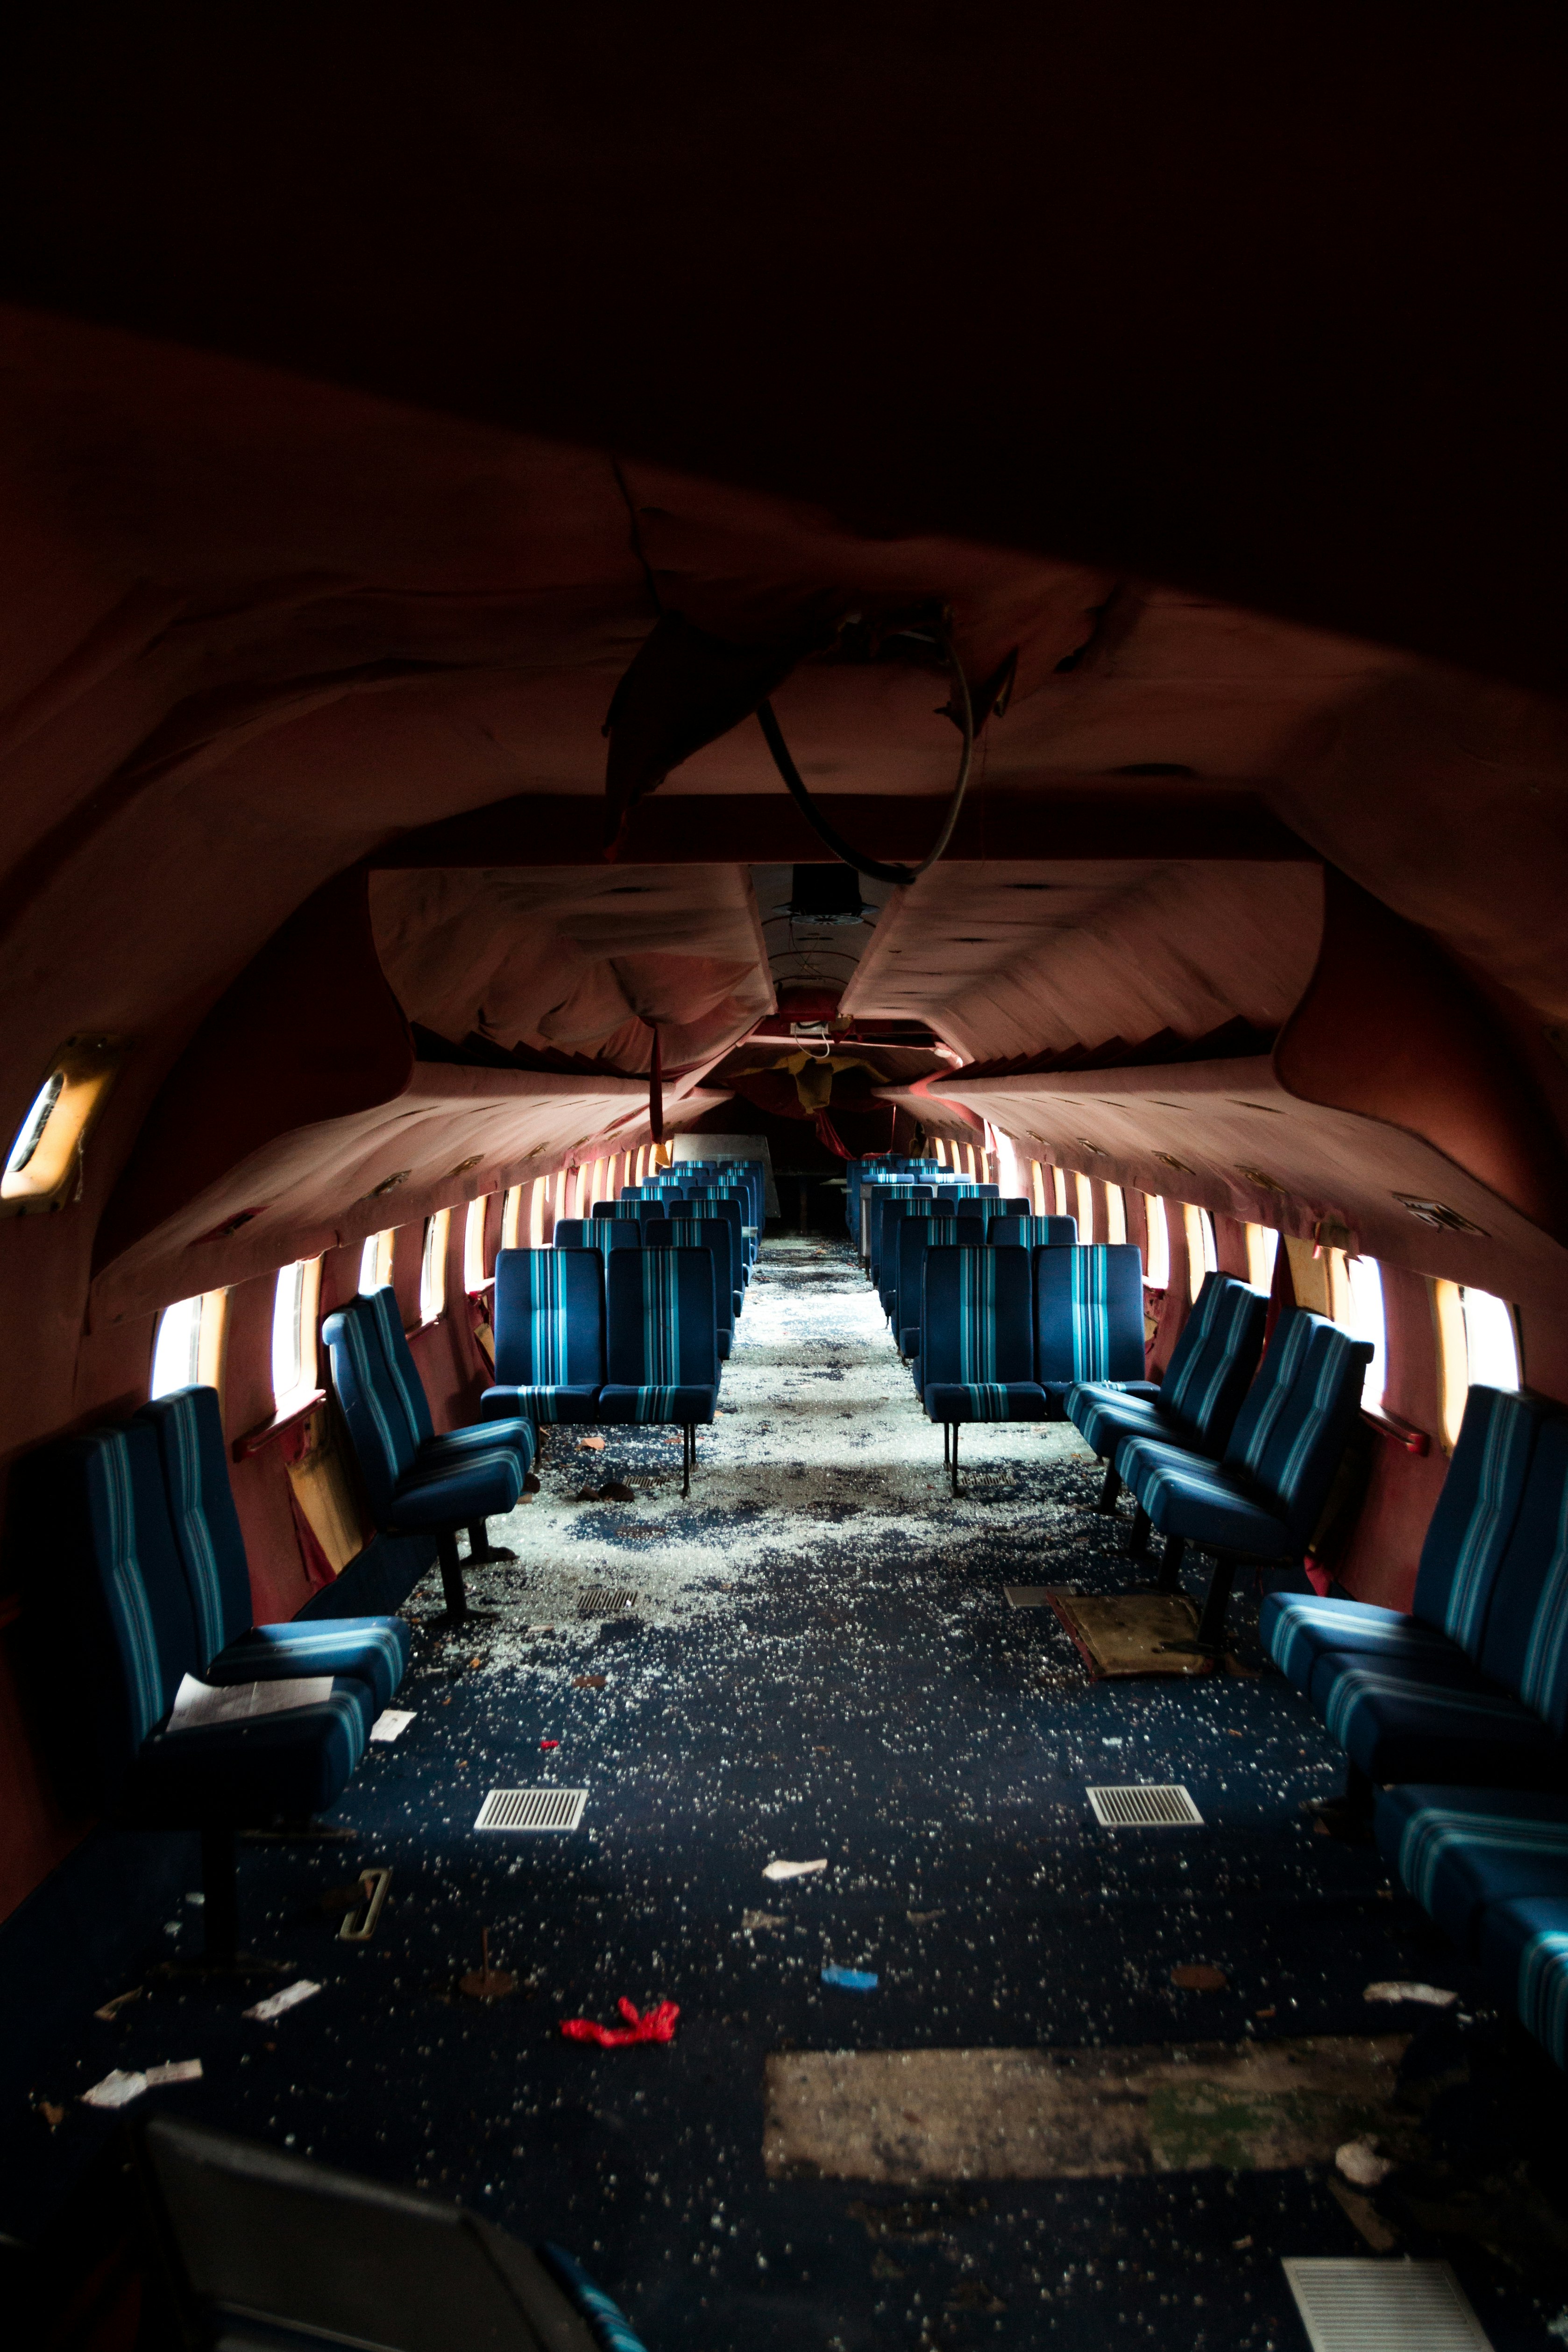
[7,1239,1547,2350]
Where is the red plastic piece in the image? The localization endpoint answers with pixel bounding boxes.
[539,1738,560,1748]
[561,1998,680,2048]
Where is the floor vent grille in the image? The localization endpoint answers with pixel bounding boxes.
[1086,1783,1204,1828]
[1282,2259,1492,2352]
[474,1787,588,1833]
[577,1585,639,1618]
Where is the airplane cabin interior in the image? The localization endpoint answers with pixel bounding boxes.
[1,11,1568,2350]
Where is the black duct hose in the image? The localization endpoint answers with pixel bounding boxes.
[756,624,976,888]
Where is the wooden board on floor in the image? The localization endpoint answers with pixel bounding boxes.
[763,2036,1410,2184]
[1045,1587,1212,1677]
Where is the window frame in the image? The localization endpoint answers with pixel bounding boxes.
[1142,1194,1171,1289]
[359,1229,395,1295]
[420,1208,451,1323]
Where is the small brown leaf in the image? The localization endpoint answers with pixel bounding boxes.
[574,1674,607,1690]
[1171,1963,1227,1991]
[577,1435,606,1452]
[37,2101,64,2130]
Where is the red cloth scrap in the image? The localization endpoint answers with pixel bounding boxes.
[561,1998,680,2048]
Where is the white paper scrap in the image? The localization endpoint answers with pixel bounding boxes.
[370,1709,415,1742]
[762,1858,828,1882]
[1336,2136,1394,2187]
[243,1979,321,2023]
[1362,1979,1458,2007]
[145,2060,204,2087]
[170,1674,334,1732]
[81,2068,148,2109]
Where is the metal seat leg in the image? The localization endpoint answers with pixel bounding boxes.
[465,1519,517,1565]
[1155,1532,1185,1592]
[1096,1461,1122,1514]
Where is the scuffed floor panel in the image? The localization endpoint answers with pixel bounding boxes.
[763,2037,1408,2184]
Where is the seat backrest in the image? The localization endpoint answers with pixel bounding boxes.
[554,1217,641,1252]
[1223,1309,1372,1544]
[1474,1411,1568,1723]
[590,1200,642,1221]
[646,1221,736,1330]
[46,1422,201,1782]
[1412,1384,1557,1652]
[1154,1272,1268,1451]
[492,1249,606,1388]
[871,1193,929,1276]
[1034,1244,1147,1386]
[360,1286,435,1449]
[989,1215,1079,1251]
[321,1295,419,1523]
[897,1217,962,1320]
[138,1386,254,1662]
[994,1196,1029,1218]
[606,1247,718,1388]
[922,1245,1035,1386]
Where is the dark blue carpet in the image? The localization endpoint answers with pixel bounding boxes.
[5,1239,1567,2348]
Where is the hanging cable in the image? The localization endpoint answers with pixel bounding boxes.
[756,620,975,888]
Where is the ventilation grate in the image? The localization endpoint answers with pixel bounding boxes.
[1282,2260,1492,2352]
[474,1787,588,1833]
[577,1585,639,1618]
[1086,1783,1204,1828]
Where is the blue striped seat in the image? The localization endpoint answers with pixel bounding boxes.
[1305,1409,1568,1790]
[323,1289,535,1616]
[600,1247,719,1492]
[688,1192,751,1281]
[1035,1244,1157,1417]
[1376,1782,1568,1948]
[591,1200,644,1222]
[29,1422,369,1958]
[139,1386,409,1711]
[1067,1272,1266,1503]
[1480,1895,1568,2067]
[645,1219,736,1358]
[1262,1385,1552,1693]
[921,1246,1046,1491]
[554,1216,642,1252]
[987,1214,1079,1253]
[483,1247,605,1423]
[896,1216,963,1363]
[1119,1308,1372,1646]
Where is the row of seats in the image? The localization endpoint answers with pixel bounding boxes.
[32,1383,412,1963]
[1068,1277,1368,1648]
[480,1245,721,1494]
[1262,1386,1568,2069]
[845,1153,944,1239]
[861,1181,1010,1278]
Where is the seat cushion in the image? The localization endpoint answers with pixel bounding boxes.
[127,1687,366,1828]
[924,1381,1048,1423]
[1376,1782,1568,1950]
[1260,1592,1455,1694]
[481,1383,603,1425]
[391,1443,525,1527]
[208,1619,409,1713]
[415,1418,536,1471]
[1478,1894,1568,2065]
[1314,1646,1566,1789]
[1044,1375,1158,1420]
[1067,1384,1184,1461]
[1119,1435,1292,1556]
[598,1384,717,1425]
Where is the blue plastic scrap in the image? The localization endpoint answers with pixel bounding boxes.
[821,1964,879,1992]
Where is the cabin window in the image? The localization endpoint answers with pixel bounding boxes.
[420,1209,450,1322]
[464,1197,489,1293]
[0,1034,123,1215]
[1030,1159,1047,1215]
[1245,1223,1280,1291]
[501,1185,523,1248]
[1103,1183,1127,1244]
[633,1145,646,1186]
[528,1176,548,1245]
[151,1287,229,1401]
[270,1257,321,1404]
[1073,1172,1096,1244]
[934,1139,948,1169]
[358,1229,394,1294]
[1142,1195,1171,1288]
[1336,1253,1389,1414]
[1183,1203,1217,1300]
[1433,1279,1522,1452]
[590,1158,606,1208]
